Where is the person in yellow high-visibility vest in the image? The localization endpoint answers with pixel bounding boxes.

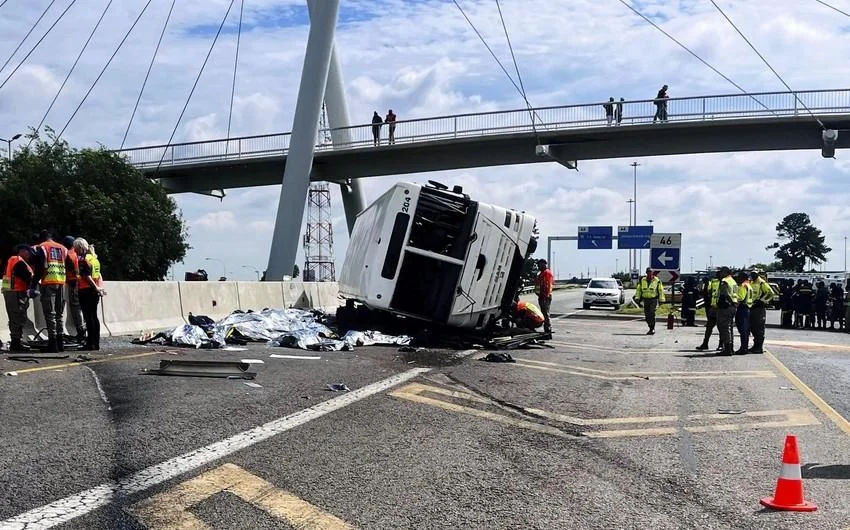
[713,267,738,356]
[734,271,754,354]
[748,270,774,354]
[634,267,666,335]
[696,271,722,351]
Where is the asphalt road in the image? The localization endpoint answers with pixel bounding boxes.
[1,314,849,529]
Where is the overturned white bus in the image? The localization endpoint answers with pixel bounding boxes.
[339,181,538,331]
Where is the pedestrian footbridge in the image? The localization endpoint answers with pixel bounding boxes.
[114,89,850,194]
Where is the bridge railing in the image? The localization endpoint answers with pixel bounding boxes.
[117,89,850,169]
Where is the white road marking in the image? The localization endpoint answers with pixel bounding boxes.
[554,309,584,320]
[0,367,431,530]
[83,365,111,411]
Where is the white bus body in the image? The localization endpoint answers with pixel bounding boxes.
[339,182,537,330]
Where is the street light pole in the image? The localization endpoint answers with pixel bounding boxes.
[631,162,641,275]
[241,265,261,280]
[626,198,635,273]
[690,256,694,273]
[205,257,227,280]
[844,236,847,273]
[0,133,22,161]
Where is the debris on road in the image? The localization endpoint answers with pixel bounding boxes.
[6,353,69,361]
[717,409,746,415]
[481,352,516,363]
[269,354,321,360]
[3,371,18,376]
[140,359,261,379]
[243,382,263,388]
[325,383,350,392]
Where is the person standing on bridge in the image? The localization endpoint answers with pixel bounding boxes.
[616,97,624,125]
[653,85,669,123]
[371,111,383,146]
[385,109,397,144]
[534,259,554,334]
[603,97,615,125]
[634,267,665,335]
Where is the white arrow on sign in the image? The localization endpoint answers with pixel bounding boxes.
[657,251,674,267]
[592,240,598,247]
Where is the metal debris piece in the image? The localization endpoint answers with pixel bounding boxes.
[243,382,263,388]
[3,371,18,376]
[325,383,350,392]
[6,353,70,361]
[140,359,259,379]
[717,409,745,415]
[269,354,321,360]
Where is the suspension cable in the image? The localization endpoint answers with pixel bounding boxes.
[155,0,237,172]
[617,0,773,114]
[121,0,177,149]
[0,0,10,9]
[55,0,153,142]
[0,0,58,75]
[709,0,824,128]
[31,0,114,144]
[452,0,545,128]
[226,0,244,143]
[0,0,76,92]
[494,0,540,142]
[814,0,850,18]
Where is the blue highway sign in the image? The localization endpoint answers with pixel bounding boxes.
[577,226,612,249]
[617,225,653,249]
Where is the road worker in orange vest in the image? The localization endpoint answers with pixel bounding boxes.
[514,299,545,329]
[30,230,73,353]
[2,244,35,352]
[63,235,87,344]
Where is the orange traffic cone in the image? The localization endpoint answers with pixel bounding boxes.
[760,435,817,512]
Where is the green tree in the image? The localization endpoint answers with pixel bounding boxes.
[765,213,831,272]
[521,257,539,286]
[752,261,783,272]
[0,129,189,280]
[292,264,300,279]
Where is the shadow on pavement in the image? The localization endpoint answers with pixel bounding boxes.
[802,463,850,479]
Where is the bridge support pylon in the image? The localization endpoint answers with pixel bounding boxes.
[265,0,340,281]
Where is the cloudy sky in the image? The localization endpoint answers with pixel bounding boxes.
[1,0,849,281]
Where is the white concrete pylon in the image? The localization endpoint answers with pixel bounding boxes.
[265,0,340,281]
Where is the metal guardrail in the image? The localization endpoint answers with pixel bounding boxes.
[115,89,850,169]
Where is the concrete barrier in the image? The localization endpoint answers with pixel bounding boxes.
[235,282,285,311]
[0,281,340,340]
[101,281,185,336]
[178,281,240,322]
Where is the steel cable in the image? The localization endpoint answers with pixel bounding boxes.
[31,0,114,145]
[155,0,237,172]
[814,0,850,18]
[0,0,58,76]
[710,0,824,128]
[0,0,76,92]
[121,0,177,149]
[55,0,154,142]
[494,0,540,143]
[226,0,244,144]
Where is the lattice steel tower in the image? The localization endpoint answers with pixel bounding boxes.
[302,102,336,282]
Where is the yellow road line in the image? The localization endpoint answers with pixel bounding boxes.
[390,383,819,439]
[127,463,353,529]
[548,340,683,354]
[765,339,850,352]
[512,358,776,380]
[764,349,850,437]
[4,351,160,375]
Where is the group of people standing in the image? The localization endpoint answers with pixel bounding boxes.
[777,279,846,330]
[602,85,670,126]
[2,230,105,353]
[696,267,774,355]
[371,109,397,146]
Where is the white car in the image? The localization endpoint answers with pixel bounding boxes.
[583,278,623,310]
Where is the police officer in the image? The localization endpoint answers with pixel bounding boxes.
[734,271,754,354]
[749,270,774,354]
[696,271,721,350]
[2,244,34,352]
[714,267,738,356]
[634,267,665,335]
[680,276,699,326]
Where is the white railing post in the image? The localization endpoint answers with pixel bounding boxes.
[170,146,174,165]
[453,116,458,138]
[238,138,242,157]
[702,98,706,120]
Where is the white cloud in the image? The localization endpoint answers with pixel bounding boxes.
[2,0,850,279]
